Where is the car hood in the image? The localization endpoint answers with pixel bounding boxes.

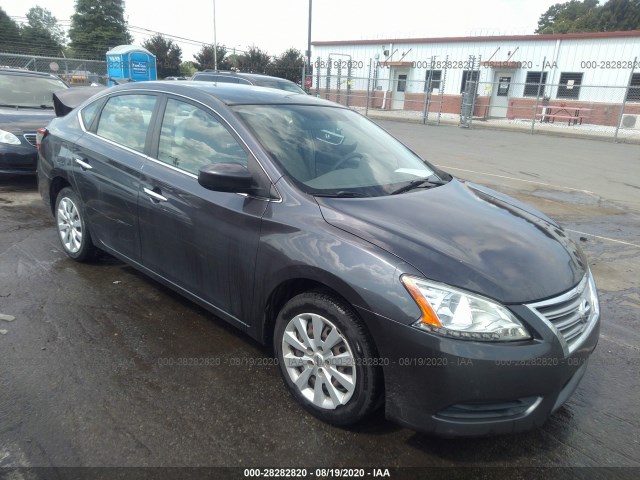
[316,179,586,304]
[0,108,56,133]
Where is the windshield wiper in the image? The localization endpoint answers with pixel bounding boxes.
[390,175,447,195]
[313,191,368,198]
[0,103,52,109]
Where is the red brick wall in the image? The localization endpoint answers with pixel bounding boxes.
[315,89,640,127]
[316,89,387,108]
[506,98,640,126]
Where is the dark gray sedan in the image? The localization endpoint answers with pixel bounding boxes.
[37,81,600,437]
[0,68,68,175]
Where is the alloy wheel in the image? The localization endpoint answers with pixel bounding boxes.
[281,313,357,410]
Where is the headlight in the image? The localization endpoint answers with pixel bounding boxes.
[401,275,531,341]
[0,129,21,145]
[587,270,600,321]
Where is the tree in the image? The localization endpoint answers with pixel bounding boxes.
[237,47,272,74]
[179,61,197,77]
[535,0,640,33]
[193,44,231,71]
[598,0,640,31]
[0,7,23,53]
[142,34,182,78]
[236,46,272,74]
[20,6,66,56]
[26,6,66,46]
[267,48,304,83]
[68,0,133,59]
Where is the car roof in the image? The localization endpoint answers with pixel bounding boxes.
[107,81,341,107]
[194,70,298,84]
[0,68,62,79]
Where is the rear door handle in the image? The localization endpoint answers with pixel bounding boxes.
[74,158,92,170]
[143,187,168,202]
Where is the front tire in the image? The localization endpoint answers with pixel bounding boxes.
[55,187,97,262]
[274,292,382,426]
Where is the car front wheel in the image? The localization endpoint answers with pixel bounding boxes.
[55,187,97,262]
[274,292,382,426]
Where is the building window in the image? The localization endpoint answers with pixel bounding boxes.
[424,70,442,92]
[626,73,640,102]
[523,71,548,97]
[396,74,407,92]
[460,70,479,93]
[557,72,583,99]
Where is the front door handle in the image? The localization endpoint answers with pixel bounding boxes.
[74,158,92,170]
[143,187,168,202]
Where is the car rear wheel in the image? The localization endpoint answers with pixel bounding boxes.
[55,187,97,262]
[274,292,382,426]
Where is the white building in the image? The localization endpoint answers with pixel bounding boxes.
[311,31,640,126]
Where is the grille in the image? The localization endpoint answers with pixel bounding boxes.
[528,274,598,353]
[23,133,37,146]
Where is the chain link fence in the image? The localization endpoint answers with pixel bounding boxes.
[2,50,638,143]
[310,54,640,143]
[0,52,108,85]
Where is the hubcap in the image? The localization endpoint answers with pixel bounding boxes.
[282,313,356,409]
[57,197,83,254]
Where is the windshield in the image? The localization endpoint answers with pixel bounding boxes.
[233,104,439,196]
[0,73,67,108]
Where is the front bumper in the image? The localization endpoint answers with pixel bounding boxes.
[357,303,600,437]
[0,143,38,174]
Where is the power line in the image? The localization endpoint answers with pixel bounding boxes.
[8,15,248,53]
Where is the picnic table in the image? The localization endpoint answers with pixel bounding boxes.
[535,103,591,126]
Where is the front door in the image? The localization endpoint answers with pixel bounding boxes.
[488,71,512,118]
[391,70,409,110]
[138,96,269,323]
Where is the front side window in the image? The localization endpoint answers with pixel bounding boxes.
[96,94,157,152]
[0,73,67,108]
[233,104,437,197]
[157,98,247,175]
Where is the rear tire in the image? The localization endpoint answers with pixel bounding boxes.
[274,291,382,426]
[55,187,97,262]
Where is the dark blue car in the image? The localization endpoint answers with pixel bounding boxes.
[37,81,600,437]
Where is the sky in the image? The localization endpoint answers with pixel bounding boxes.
[2,0,561,60]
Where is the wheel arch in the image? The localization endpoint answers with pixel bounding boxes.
[259,268,370,350]
[48,176,72,215]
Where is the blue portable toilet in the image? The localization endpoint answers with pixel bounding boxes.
[106,45,157,85]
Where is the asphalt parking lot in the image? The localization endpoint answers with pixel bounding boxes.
[0,122,638,475]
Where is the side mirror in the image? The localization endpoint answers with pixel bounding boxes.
[198,163,253,193]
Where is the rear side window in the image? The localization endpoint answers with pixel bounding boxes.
[96,94,157,153]
[80,100,101,130]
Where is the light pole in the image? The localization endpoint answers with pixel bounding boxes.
[213,0,218,70]
[307,0,312,74]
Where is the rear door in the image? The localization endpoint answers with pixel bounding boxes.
[72,92,159,262]
[137,96,271,323]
